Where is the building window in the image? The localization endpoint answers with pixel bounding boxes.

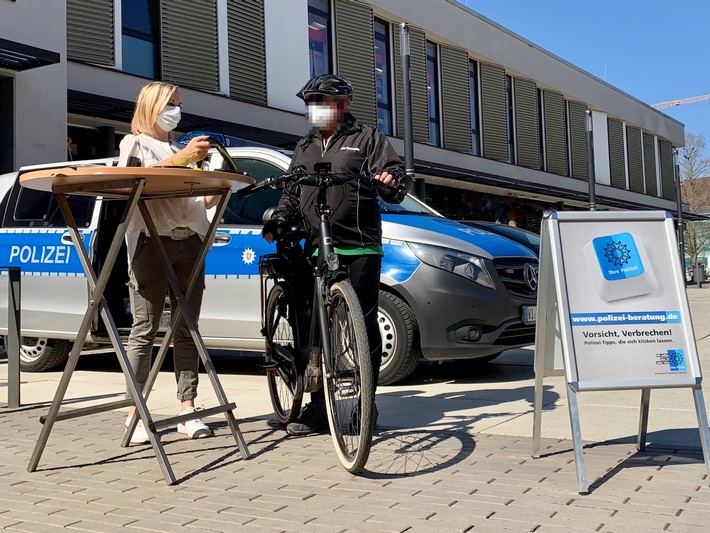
[374,18,392,135]
[469,59,480,156]
[308,0,331,77]
[121,0,160,78]
[426,41,440,146]
[506,74,515,163]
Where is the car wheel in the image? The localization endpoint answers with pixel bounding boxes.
[377,290,421,385]
[4,336,72,372]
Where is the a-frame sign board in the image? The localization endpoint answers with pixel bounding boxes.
[532,210,710,493]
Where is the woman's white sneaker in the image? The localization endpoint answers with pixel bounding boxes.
[124,414,150,445]
[177,407,213,439]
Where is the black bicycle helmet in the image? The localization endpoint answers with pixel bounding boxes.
[296,74,354,102]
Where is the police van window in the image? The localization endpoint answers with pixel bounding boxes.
[220,158,283,225]
[12,187,94,228]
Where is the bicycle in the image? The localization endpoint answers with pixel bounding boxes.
[238,164,400,473]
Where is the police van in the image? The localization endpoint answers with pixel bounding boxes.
[0,139,538,384]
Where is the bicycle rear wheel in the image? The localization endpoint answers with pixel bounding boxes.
[264,283,303,425]
[322,280,374,473]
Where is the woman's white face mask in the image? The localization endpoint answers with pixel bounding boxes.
[156,105,182,132]
[307,103,337,129]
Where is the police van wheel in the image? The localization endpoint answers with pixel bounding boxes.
[4,336,72,373]
[377,291,421,385]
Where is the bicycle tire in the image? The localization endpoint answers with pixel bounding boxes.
[264,282,303,425]
[322,280,374,473]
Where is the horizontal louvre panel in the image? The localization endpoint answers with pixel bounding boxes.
[626,126,643,193]
[607,118,626,188]
[161,0,219,92]
[479,63,508,163]
[394,24,429,143]
[335,0,377,127]
[542,91,568,176]
[659,140,676,201]
[228,0,267,105]
[568,101,588,180]
[514,78,539,170]
[643,133,658,196]
[440,45,471,154]
[67,0,114,65]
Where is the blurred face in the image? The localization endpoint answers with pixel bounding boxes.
[306,94,349,131]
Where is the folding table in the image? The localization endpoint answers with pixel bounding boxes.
[20,166,253,484]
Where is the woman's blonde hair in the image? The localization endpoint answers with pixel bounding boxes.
[130,81,179,135]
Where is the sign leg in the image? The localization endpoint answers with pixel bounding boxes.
[637,388,650,451]
[532,349,545,458]
[692,386,710,484]
[566,384,588,494]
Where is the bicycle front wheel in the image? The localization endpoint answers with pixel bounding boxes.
[322,280,374,473]
[265,282,303,425]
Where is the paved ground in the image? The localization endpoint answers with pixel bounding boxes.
[2,289,710,531]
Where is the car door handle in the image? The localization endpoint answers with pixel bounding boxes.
[213,232,232,245]
[61,233,82,244]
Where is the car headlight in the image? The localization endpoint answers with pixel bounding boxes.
[408,242,496,289]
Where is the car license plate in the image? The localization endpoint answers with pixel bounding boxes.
[522,305,537,324]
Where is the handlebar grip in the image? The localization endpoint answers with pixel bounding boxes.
[237,174,284,198]
[371,176,405,195]
[237,183,256,198]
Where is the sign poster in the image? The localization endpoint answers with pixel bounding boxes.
[558,217,698,387]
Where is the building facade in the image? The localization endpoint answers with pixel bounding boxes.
[0,0,685,229]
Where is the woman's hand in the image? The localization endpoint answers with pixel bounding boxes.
[173,135,211,166]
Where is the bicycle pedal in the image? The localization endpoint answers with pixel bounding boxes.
[257,362,279,373]
[304,365,323,393]
[337,381,357,398]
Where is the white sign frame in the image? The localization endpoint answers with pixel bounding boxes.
[531,210,710,493]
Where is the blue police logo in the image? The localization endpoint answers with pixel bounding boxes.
[592,232,645,281]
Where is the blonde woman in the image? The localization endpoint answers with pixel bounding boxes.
[118,81,214,443]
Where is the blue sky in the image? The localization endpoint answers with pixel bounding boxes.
[458,0,710,145]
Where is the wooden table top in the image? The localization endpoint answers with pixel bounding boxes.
[20,165,254,197]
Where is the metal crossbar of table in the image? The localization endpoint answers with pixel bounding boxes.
[20,166,253,485]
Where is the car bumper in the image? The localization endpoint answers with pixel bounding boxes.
[394,264,536,360]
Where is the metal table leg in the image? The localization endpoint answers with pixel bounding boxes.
[27,179,177,485]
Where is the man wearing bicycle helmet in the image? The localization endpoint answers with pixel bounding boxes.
[263,74,411,436]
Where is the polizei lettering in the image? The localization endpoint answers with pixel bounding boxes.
[8,245,71,264]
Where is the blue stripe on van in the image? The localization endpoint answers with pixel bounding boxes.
[0,229,92,276]
[382,239,420,283]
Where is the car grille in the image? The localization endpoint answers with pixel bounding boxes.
[497,323,536,345]
[492,258,539,298]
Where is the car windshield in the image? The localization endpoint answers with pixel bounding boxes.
[380,194,442,216]
[487,224,540,247]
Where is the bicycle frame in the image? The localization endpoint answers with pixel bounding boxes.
[259,174,349,390]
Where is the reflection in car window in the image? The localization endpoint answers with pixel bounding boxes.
[12,187,94,228]
[220,158,283,225]
[380,194,442,216]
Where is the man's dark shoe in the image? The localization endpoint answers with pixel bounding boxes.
[286,400,328,436]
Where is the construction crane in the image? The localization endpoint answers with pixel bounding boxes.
[651,93,710,110]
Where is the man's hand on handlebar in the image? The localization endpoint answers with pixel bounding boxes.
[372,171,397,187]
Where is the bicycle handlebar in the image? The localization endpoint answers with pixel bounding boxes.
[237,168,405,199]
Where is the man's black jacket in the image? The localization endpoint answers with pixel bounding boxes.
[272,114,411,250]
